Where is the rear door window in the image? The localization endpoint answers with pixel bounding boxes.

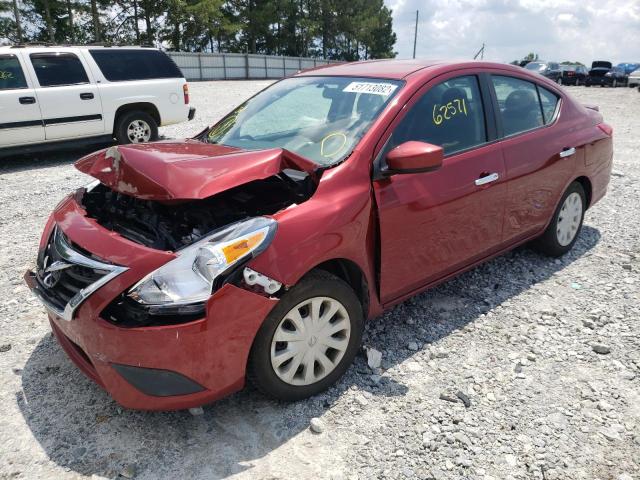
[89,49,183,81]
[30,53,89,87]
[388,75,487,155]
[0,55,28,90]
[491,75,543,136]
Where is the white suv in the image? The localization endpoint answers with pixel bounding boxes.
[0,45,195,152]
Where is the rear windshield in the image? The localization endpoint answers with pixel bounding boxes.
[89,49,183,82]
[525,62,546,71]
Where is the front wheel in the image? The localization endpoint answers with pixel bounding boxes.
[612,79,618,88]
[115,111,159,145]
[532,182,586,257]
[248,271,364,401]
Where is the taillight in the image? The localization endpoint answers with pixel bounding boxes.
[597,123,613,137]
[183,84,189,105]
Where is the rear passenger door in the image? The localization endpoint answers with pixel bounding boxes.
[25,52,104,140]
[0,53,44,147]
[490,74,574,244]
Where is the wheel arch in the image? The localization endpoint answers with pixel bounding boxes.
[311,258,370,320]
[113,102,161,134]
[574,175,593,208]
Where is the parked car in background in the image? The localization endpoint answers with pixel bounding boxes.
[524,61,562,83]
[25,60,613,410]
[616,63,640,75]
[604,66,629,87]
[585,61,613,87]
[628,68,640,87]
[559,64,588,85]
[0,46,195,154]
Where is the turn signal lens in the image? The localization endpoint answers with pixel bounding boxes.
[222,231,266,264]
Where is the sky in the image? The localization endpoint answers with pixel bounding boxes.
[384,0,640,65]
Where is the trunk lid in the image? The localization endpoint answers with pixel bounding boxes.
[75,139,318,201]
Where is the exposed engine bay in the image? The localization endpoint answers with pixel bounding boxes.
[81,169,316,251]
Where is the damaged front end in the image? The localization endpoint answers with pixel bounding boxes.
[74,142,319,327]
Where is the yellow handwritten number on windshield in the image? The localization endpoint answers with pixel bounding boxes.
[432,98,467,126]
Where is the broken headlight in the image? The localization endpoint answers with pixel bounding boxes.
[128,217,277,311]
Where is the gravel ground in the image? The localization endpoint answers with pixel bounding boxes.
[0,82,638,480]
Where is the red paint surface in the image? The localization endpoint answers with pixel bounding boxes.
[75,140,317,201]
[33,60,612,410]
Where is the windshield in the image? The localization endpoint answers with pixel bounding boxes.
[525,62,546,71]
[206,76,403,166]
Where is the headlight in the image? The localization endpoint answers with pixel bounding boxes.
[128,217,277,308]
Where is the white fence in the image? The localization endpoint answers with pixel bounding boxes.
[166,52,337,81]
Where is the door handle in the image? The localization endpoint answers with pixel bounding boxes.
[19,96,36,105]
[475,172,500,186]
[80,92,94,100]
[559,147,576,158]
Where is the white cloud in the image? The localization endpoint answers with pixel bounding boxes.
[385,0,640,65]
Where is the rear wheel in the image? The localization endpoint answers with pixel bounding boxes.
[115,111,159,144]
[532,182,586,257]
[248,271,364,401]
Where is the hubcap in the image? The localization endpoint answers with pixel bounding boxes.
[127,119,152,143]
[270,296,351,386]
[556,192,582,246]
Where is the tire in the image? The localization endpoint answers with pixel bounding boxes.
[115,110,159,145]
[532,182,586,257]
[556,77,563,85]
[612,79,618,88]
[247,270,364,401]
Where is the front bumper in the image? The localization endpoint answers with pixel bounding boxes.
[586,76,612,86]
[26,197,277,410]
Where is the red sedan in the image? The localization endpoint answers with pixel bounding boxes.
[25,60,613,410]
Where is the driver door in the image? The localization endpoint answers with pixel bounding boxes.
[373,73,507,304]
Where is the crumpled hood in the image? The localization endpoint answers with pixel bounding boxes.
[75,139,318,201]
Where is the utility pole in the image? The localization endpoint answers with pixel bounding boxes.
[412,10,419,59]
[12,0,23,43]
[473,43,485,60]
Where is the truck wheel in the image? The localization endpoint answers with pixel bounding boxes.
[612,79,618,88]
[115,111,159,144]
[248,270,364,401]
[532,182,586,257]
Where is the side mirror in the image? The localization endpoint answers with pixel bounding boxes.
[385,141,443,174]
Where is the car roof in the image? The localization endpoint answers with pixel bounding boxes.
[0,45,157,51]
[296,59,526,80]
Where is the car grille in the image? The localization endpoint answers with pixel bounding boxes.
[32,227,127,321]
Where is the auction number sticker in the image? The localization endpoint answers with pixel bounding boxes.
[343,82,397,96]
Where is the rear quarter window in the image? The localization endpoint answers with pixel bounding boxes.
[538,87,560,124]
[89,49,183,82]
